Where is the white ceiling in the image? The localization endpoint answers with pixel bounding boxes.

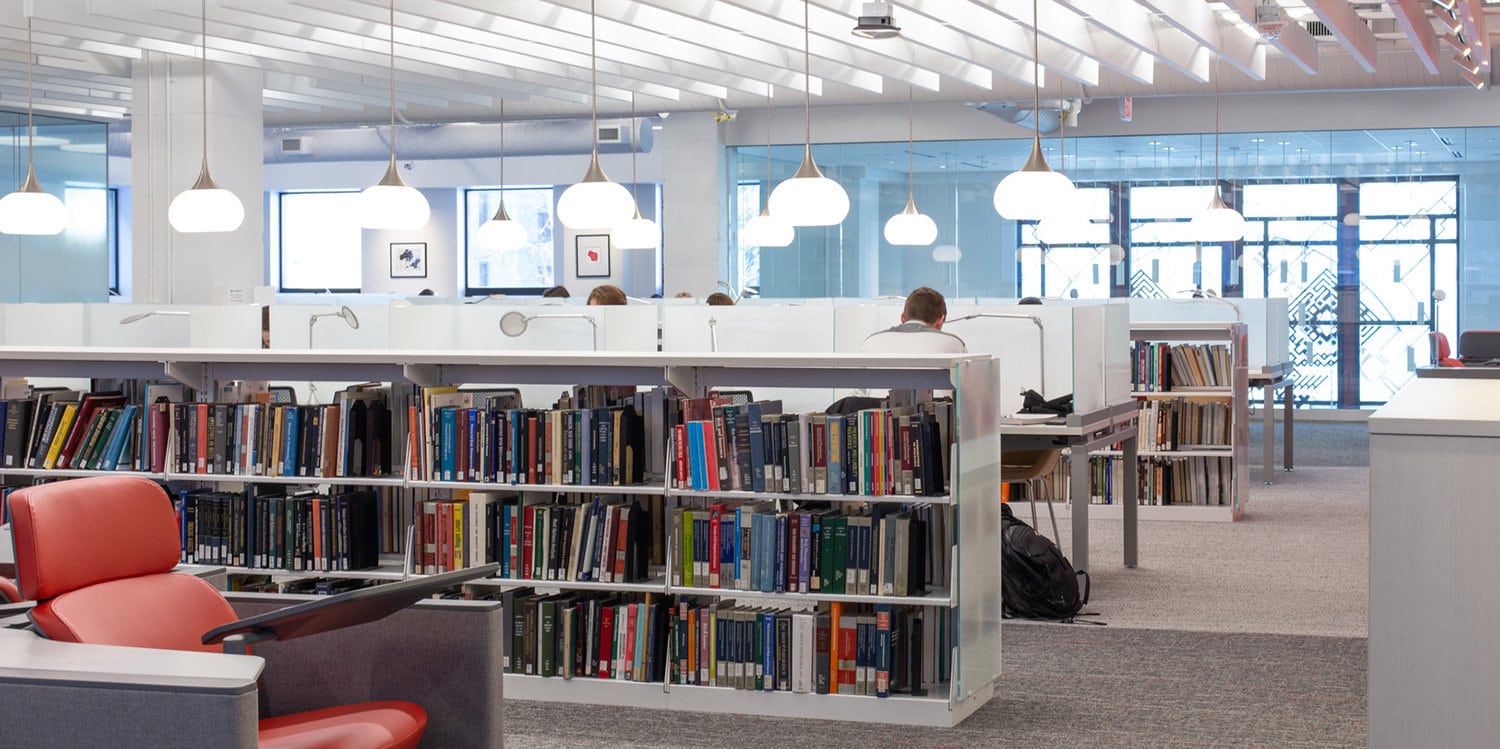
[0,0,1491,126]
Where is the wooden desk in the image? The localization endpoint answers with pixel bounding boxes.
[1001,401,1139,573]
[1249,362,1294,483]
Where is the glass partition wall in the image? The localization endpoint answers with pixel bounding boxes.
[728,126,1490,408]
[0,111,111,302]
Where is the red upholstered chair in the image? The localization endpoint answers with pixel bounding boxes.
[7,475,426,749]
[0,575,20,603]
[1432,332,1464,368]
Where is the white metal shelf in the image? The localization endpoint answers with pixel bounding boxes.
[669,488,951,505]
[221,555,413,581]
[669,585,952,607]
[0,467,165,480]
[165,472,406,487]
[406,479,667,496]
[467,576,668,594]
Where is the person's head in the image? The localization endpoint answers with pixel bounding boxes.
[674,292,694,299]
[706,292,735,306]
[901,287,948,328]
[1018,296,1043,305]
[418,288,435,296]
[542,285,571,298]
[587,284,628,306]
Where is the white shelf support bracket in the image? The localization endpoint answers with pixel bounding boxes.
[163,361,209,393]
[665,366,704,397]
[402,364,441,388]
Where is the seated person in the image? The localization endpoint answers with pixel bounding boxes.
[586,284,628,306]
[862,287,968,354]
[542,285,571,298]
[706,292,735,306]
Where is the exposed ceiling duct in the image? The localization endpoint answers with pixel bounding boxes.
[104,117,653,162]
[967,99,1082,134]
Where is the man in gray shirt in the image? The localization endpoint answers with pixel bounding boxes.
[862,287,968,354]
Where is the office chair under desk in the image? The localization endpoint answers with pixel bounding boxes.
[6,475,427,749]
[1004,448,1063,544]
[1431,332,1464,368]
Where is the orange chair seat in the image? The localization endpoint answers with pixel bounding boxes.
[259,701,427,749]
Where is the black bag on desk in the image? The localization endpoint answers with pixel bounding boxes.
[1000,503,1089,621]
[1019,389,1073,416]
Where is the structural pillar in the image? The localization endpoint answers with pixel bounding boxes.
[660,111,722,296]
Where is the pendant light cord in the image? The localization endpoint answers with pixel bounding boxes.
[498,99,505,191]
[200,0,207,165]
[907,84,914,197]
[389,0,396,167]
[764,83,773,210]
[1031,0,1040,148]
[803,0,811,150]
[591,0,598,158]
[1213,63,1221,185]
[26,15,34,169]
[629,93,638,203]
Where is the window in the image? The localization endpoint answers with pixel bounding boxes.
[736,181,762,293]
[464,187,557,294]
[1128,185,1224,298]
[1017,186,1115,299]
[279,191,362,292]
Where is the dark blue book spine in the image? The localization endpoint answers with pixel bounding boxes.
[761,612,775,691]
[773,514,787,594]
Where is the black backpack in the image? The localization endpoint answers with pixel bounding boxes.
[1000,503,1091,621]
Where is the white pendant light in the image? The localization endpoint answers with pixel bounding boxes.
[742,83,794,248]
[359,0,430,231]
[767,0,849,227]
[0,16,67,236]
[993,0,1075,221]
[167,0,244,234]
[1032,98,1092,245]
[932,244,962,262]
[884,85,937,246]
[611,93,659,250]
[477,100,527,251]
[558,0,635,230]
[1189,69,1247,242]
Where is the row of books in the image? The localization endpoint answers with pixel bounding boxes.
[409,386,646,487]
[499,590,949,698]
[1049,455,1235,506]
[1132,342,1233,390]
[1138,398,1234,452]
[1,390,143,472]
[164,396,394,479]
[176,488,383,571]
[671,401,952,497]
[416,493,654,583]
[667,600,945,697]
[672,503,950,597]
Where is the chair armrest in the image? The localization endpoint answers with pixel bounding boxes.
[203,563,497,653]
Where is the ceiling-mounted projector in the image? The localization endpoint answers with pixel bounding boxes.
[852,2,901,39]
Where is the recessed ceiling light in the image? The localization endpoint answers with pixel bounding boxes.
[1250,138,1265,143]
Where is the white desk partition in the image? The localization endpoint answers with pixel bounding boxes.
[91,304,263,349]
[2,303,85,346]
[269,304,390,350]
[662,304,837,412]
[387,304,455,350]
[1129,297,1290,370]
[947,302,1123,417]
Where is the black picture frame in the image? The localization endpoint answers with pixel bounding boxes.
[575,234,611,278]
[390,242,428,278]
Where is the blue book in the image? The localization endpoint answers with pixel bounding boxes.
[685,421,703,491]
[577,409,592,486]
[745,402,765,493]
[439,408,456,481]
[281,406,300,477]
[773,513,787,594]
[100,404,136,471]
[761,612,776,691]
[874,603,892,698]
[722,510,738,589]
[499,503,511,578]
[466,408,479,482]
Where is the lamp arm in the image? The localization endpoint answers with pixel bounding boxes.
[526,313,600,351]
[946,313,1047,394]
[709,317,719,353]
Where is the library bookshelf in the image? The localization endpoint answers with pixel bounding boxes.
[0,347,1004,727]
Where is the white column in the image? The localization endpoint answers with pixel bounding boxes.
[131,52,264,304]
[660,112,723,296]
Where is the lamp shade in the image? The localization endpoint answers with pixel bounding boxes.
[168,170,245,234]
[0,174,67,236]
[768,146,849,227]
[742,209,794,247]
[359,182,430,230]
[994,151,1076,221]
[1189,191,1248,242]
[557,155,636,230]
[932,244,962,262]
[883,196,937,246]
[477,207,527,251]
[611,210,659,249]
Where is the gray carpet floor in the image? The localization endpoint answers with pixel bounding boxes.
[1248,420,1369,467]
[504,438,1374,747]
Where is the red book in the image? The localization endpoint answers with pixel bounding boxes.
[526,415,539,484]
[708,504,722,588]
[520,505,535,580]
[701,420,721,491]
[407,405,420,478]
[788,512,800,593]
[542,414,552,485]
[899,421,913,494]
[150,401,170,473]
[838,609,858,691]
[57,394,125,470]
[508,505,521,578]
[421,501,437,575]
[685,607,696,684]
[598,605,616,679]
[673,423,688,488]
[455,409,469,483]
[622,602,637,682]
[196,403,209,474]
[612,506,630,582]
[311,496,323,571]
[439,501,453,573]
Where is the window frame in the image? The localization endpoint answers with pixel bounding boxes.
[462,185,560,297]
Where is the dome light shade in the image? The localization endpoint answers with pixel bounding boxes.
[558,155,637,229]
[994,140,1076,220]
[611,209,659,249]
[769,147,850,226]
[742,208,794,247]
[169,165,245,233]
[360,161,430,230]
[0,170,67,235]
[932,244,962,262]
[477,200,527,250]
[884,195,937,246]
[1190,190,1248,242]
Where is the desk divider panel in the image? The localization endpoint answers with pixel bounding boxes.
[2,303,85,346]
[663,304,838,412]
[268,303,391,350]
[388,304,457,350]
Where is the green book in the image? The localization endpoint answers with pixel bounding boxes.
[682,509,695,588]
[829,516,848,595]
[540,598,557,677]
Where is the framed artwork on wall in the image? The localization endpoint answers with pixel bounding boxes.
[575,234,611,278]
[390,242,427,278]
